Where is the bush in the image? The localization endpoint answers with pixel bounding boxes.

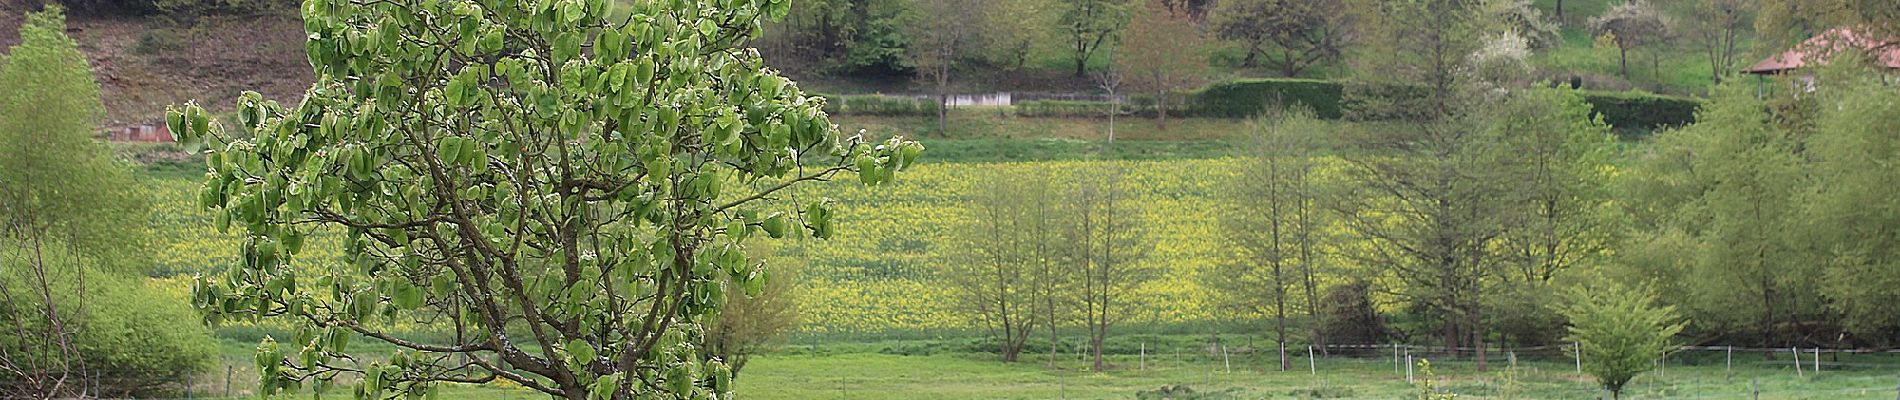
[817,94,937,117]
[1580,90,1702,134]
[0,262,217,398]
[1188,78,1345,119]
[1339,81,1436,122]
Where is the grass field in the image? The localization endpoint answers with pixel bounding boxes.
[191,336,1900,399]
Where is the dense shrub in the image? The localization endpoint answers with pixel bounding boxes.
[1188,78,1345,119]
[1579,90,1702,133]
[0,262,217,398]
[1339,81,1437,122]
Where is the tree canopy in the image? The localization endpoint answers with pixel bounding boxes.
[171,0,921,399]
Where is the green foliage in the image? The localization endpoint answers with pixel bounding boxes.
[1560,280,1685,398]
[1188,78,1343,119]
[1615,83,1818,345]
[1207,0,1351,77]
[1799,70,1900,345]
[170,0,919,399]
[0,4,149,267]
[1412,359,1457,400]
[706,244,803,378]
[1578,90,1700,134]
[0,257,218,398]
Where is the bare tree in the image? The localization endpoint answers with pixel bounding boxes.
[907,0,988,136]
[1064,167,1152,372]
[1119,0,1214,129]
[1590,1,1672,79]
[948,169,1065,362]
[1668,0,1753,84]
[1206,109,1330,371]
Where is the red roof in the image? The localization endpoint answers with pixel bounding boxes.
[1743,28,1900,75]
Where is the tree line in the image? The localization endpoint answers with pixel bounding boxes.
[940,0,1900,385]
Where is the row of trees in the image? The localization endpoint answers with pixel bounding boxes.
[948,167,1151,371]
[944,0,1900,381]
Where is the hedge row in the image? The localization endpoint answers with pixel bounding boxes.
[1014,100,1158,118]
[1578,91,1702,131]
[813,82,1700,132]
[1186,78,1345,119]
[816,94,938,117]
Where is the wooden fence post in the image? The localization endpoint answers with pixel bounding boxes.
[1575,342,1583,374]
[1308,345,1316,375]
[1793,347,1803,377]
[1405,354,1414,383]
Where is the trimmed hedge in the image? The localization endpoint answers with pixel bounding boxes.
[1578,90,1701,131]
[817,94,938,116]
[1187,78,1344,119]
[1013,100,1161,118]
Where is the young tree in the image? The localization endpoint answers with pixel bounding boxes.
[1338,0,1508,370]
[1668,0,1753,84]
[1206,109,1328,371]
[1561,281,1685,400]
[1208,0,1351,76]
[1485,87,1618,347]
[906,0,988,136]
[948,169,1063,362]
[0,6,150,398]
[1589,1,1671,79]
[172,1,922,399]
[704,245,802,379]
[1058,0,1131,77]
[1064,166,1151,371]
[1117,0,1213,129]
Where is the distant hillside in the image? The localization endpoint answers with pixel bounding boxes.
[0,9,312,124]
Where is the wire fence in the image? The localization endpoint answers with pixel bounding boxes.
[28,342,1900,399]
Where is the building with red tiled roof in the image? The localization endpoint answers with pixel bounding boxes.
[1743,28,1900,75]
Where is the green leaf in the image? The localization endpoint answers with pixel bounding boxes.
[567,339,597,363]
[393,282,424,310]
[436,137,464,166]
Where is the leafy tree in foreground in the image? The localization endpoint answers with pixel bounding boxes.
[1561,280,1684,399]
[171,0,921,399]
[1065,166,1151,372]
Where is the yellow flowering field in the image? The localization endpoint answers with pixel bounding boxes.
[146,158,1268,335]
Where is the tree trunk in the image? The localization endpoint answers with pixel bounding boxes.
[1618,46,1630,78]
[1155,91,1169,130]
